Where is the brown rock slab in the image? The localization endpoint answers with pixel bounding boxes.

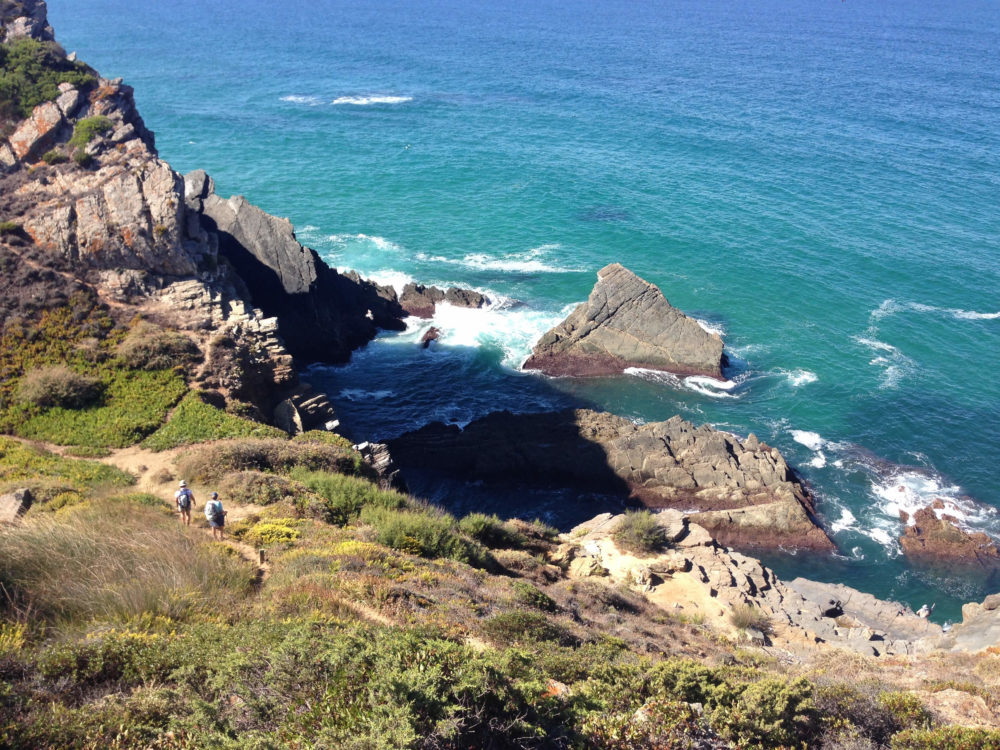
[900,505,1000,568]
[523,263,726,378]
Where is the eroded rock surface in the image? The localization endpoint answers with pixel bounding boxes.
[399,283,488,318]
[899,504,1000,569]
[523,263,726,378]
[389,409,833,551]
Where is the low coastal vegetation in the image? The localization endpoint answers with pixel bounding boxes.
[613,509,668,555]
[2,431,999,748]
[0,37,94,123]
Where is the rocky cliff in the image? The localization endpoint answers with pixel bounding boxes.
[523,263,727,379]
[0,1,412,427]
[389,409,834,551]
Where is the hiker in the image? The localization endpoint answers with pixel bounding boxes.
[174,480,195,526]
[204,491,227,541]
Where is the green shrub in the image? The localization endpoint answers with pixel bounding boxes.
[729,603,773,635]
[0,219,21,234]
[116,322,201,371]
[891,726,1000,750]
[293,430,354,449]
[510,579,557,612]
[16,364,102,408]
[17,368,187,448]
[459,512,527,549]
[41,148,67,165]
[0,38,95,120]
[877,691,932,729]
[613,510,667,555]
[481,610,575,646]
[71,146,89,166]
[709,677,816,748]
[0,436,133,490]
[239,520,301,547]
[67,115,112,148]
[292,469,407,525]
[142,391,285,451]
[359,505,487,566]
[177,438,363,482]
[218,470,307,506]
[814,683,901,747]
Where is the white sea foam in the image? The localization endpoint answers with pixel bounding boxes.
[332,95,413,106]
[363,269,416,294]
[854,336,914,389]
[782,369,818,387]
[830,507,858,534]
[280,94,322,105]
[338,388,395,401]
[810,453,827,468]
[683,375,739,398]
[459,246,583,274]
[328,233,404,252]
[403,300,576,370]
[695,319,725,337]
[871,298,1000,322]
[790,430,825,452]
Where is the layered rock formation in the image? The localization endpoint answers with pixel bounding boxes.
[523,263,727,379]
[388,409,833,551]
[562,512,940,657]
[899,503,1000,569]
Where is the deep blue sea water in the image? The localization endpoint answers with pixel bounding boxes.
[49,0,1000,621]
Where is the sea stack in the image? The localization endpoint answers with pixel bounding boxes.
[523,263,726,379]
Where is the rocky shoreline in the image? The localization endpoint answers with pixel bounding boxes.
[2,0,999,657]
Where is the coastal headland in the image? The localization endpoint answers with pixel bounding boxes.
[2,2,999,746]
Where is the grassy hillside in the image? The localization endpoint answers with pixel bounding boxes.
[1,436,998,749]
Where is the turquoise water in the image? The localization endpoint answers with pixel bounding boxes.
[49,0,1000,620]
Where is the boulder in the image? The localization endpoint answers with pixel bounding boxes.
[8,100,64,161]
[0,488,33,523]
[1,0,55,42]
[523,263,726,378]
[399,282,488,318]
[899,505,1000,569]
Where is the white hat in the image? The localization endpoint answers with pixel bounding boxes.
[179,480,187,487]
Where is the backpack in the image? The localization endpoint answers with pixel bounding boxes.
[175,488,192,510]
[205,499,222,521]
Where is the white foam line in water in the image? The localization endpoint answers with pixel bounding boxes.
[332,95,413,105]
[417,245,584,274]
[683,375,739,398]
[280,94,322,105]
[871,298,1000,322]
[328,233,404,252]
[695,319,725,337]
[338,388,395,401]
[854,336,915,390]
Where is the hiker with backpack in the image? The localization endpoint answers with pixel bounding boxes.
[174,480,195,526]
[204,491,227,541]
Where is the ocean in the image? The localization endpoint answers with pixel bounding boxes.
[48,0,1000,621]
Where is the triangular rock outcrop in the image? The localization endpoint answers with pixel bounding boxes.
[523,263,726,379]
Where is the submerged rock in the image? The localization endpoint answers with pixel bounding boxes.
[523,263,726,379]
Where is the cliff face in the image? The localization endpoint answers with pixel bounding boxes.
[0,1,409,424]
